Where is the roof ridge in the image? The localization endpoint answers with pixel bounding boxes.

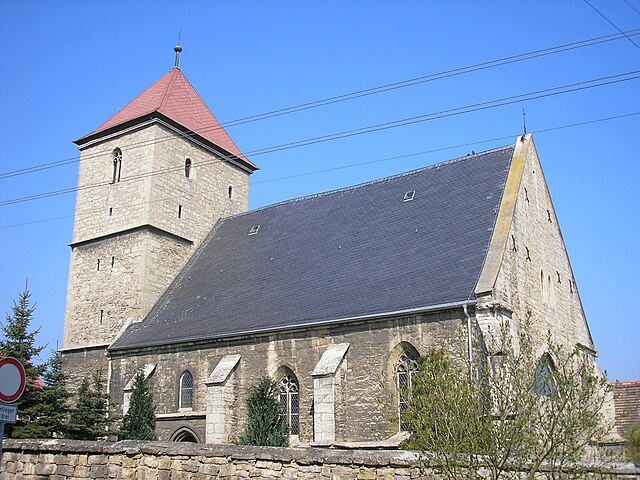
[158,68,179,112]
[220,143,515,224]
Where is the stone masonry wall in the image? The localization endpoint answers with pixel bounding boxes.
[2,439,639,480]
[476,137,619,440]
[72,127,155,245]
[491,137,592,351]
[109,310,465,444]
[63,122,251,351]
[148,123,250,245]
[71,123,249,246]
[60,347,108,397]
[63,230,192,349]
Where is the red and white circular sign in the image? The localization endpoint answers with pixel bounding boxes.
[0,357,26,403]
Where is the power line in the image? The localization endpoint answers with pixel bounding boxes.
[1,29,639,180]
[2,110,639,229]
[0,192,188,230]
[243,71,640,156]
[624,0,640,17]
[583,0,640,51]
[1,70,638,208]
[220,30,640,127]
[251,111,640,185]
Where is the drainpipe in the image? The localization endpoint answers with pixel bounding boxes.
[463,303,473,382]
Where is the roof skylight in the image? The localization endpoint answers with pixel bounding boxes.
[248,225,260,235]
[403,191,415,202]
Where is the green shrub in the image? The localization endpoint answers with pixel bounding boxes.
[239,377,288,446]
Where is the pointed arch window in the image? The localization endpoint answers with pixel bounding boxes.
[396,350,419,431]
[179,370,194,409]
[184,158,192,178]
[279,374,299,435]
[111,148,122,183]
[532,354,557,397]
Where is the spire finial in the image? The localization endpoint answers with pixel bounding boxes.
[174,45,183,68]
[174,29,183,68]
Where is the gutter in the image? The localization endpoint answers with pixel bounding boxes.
[109,299,477,353]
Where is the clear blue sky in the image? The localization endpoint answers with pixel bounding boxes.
[0,1,638,381]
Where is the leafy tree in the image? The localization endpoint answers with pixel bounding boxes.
[0,284,46,438]
[118,369,157,440]
[400,348,491,478]
[239,377,288,446]
[402,317,612,480]
[626,423,640,463]
[66,369,111,440]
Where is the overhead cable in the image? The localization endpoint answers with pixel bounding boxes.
[1,29,638,180]
[1,109,638,227]
[1,70,638,207]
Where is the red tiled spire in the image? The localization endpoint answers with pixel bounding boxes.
[76,68,257,170]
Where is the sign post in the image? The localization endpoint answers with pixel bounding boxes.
[0,357,27,460]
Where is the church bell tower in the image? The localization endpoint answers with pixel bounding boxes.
[61,48,258,363]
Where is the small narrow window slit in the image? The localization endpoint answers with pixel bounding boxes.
[178,205,182,218]
[109,207,113,216]
[111,256,115,268]
[184,158,192,178]
[97,259,101,271]
[228,186,233,199]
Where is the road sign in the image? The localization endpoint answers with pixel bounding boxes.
[0,357,26,403]
[0,404,17,424]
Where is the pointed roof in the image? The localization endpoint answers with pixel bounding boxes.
[76,68,258,171]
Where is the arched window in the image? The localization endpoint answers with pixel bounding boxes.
[112,148,122,183]
[532,354,556,397]
[279,374,299,435]
[184,158,192,178]
[396,350,419,431]
[179,371,194,409]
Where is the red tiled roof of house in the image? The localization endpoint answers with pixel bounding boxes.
[76,67,257,170]
[613,380,640,438]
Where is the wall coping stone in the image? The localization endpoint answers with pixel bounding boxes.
[2,439,639,476]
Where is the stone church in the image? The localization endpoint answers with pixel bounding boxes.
[61,54,597,445]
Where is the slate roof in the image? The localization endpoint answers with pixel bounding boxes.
[111,145,514,351]
[75,68,258,171]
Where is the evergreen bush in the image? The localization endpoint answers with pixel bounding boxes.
[239,377,288,446]
[118,369,157,440]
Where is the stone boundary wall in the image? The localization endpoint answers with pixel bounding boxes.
[1,439,639,479]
